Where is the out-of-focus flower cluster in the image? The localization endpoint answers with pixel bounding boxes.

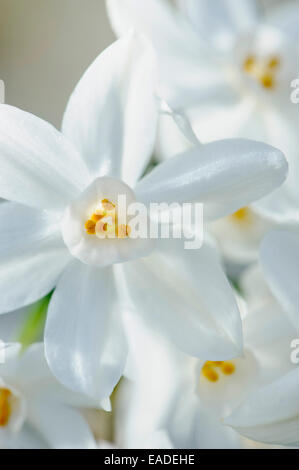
[0,0,299,449]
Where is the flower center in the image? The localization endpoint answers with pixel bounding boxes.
[201,361,235,383]
[242,54,281,90]
[0,388,12,427]
[84,198,131,239]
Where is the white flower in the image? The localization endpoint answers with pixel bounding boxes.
[222,252,299,446]
[0,342,97,449]
[107,0,299,261]
[0,31,287,399]
[119,268,296,448]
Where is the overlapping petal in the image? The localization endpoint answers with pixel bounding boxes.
[106,0,226,108]
[28,399,96,449]
[177,0,261,51]
[0,105,90,210]
[0,202,70,314]
[45,261,126,400]
[268,1,299,43]
[135,139,288,220]
[260,229,299,332]
[224,368,299,447]
[120,238,243,359]
[62,32,157,187]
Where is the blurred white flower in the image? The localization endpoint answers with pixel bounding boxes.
[222,255,299,446]
[119,271,296,448]
[107,0,299,262]
[0,342,97,449]
[0,30,287,400]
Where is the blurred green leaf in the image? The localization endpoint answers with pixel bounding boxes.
[17,292,52,350]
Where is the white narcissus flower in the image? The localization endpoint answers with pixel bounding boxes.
[0,343,97,449]
[118,269,296,449]
[0,31,287,399]
[107,0,299,263]
[222,252,299,447]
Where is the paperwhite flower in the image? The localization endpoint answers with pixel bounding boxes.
[0,32,287,399]
[107,0,299,261]
[222,255,299,447]
[0,342,97,449]
[119,269,296,449]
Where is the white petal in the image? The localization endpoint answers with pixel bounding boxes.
[106,0,224,109]
[177,0,261,51]
[5,423,47,449]
[243,299,295,384]
[260,229,299,332]
[189,99,299,224]
[62,33,157,187]
[45,261,125,400]
[11,344,103,412]
[240,264,273,311]
[0,105,90,210]
[120,238,243,359]
[268,1,299,42]
[252,107,299,223]
[136,139,288,221]
[0,202,70,314]
[115,314,188,448]
[224,368,299,446]
[193,407,243,449]
[28,398,96,449]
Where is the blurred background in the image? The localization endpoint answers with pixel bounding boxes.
[0,0,287,129]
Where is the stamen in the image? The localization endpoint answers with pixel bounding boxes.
[0,388,12,427]
[102,199,115,212]
[201,360,236,383]
[91,213,104,222]
[85,219,96,235]
[243,54,279,90]
[202,365,219,383]
[267,56,280,69]
[231,207,251,224]
[84,198,131,239]
[221,362,235,375]
[243,55,256,72]
[259,73,275,89]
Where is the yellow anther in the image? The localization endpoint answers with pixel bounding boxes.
[201,360,236,383]
[267,56,280,69]
[91,213,104,223]
[231,207,251,224]
[243,55,256,72]
[221,362,236,375]
[243,54,278,91]
[0,388,12,427]
[202,365,219,383]
[85,219,96,235]
[260,73,275,89]
[102,199,115,212]
[85,198,130,239]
